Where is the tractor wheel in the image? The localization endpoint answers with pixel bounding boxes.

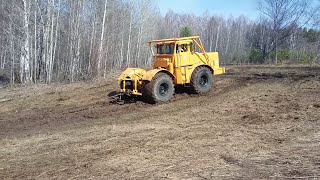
[143,73,174,103]
[190,66,213,94]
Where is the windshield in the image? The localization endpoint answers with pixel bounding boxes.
[157,44,174,54]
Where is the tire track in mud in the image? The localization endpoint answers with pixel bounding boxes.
[0,77,244,139]
[0,68,319,139]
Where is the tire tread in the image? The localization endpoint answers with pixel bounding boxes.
[190,66,212,94]
[143,73,174,103]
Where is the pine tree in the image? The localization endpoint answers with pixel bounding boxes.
[180,26,192,37]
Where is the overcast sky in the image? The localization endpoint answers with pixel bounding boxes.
[157,0,260,20]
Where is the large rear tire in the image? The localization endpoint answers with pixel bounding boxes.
[143,73,174,103]
[190,66,213,94]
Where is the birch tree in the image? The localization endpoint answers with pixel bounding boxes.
[0,0,319,85]
[97,0,108,76]
[20,0,31,83]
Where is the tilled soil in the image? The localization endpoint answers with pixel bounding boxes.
[0,65,319,179]
[0,67,250,139]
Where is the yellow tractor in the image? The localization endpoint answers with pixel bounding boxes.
[115,36,225,103]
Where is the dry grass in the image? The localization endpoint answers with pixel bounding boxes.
[0,65,320,179]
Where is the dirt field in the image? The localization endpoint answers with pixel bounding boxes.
[0,65,320,179]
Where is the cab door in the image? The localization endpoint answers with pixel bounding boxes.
[177,43,190,67]
[174,43,191,84]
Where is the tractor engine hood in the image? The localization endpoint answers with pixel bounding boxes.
[118,68,174,83]
[118,68,147,81]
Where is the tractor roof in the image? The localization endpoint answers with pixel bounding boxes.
[149,36,200,43]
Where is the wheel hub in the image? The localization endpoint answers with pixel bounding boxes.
[159,83,169,96]
[199,75,208,87]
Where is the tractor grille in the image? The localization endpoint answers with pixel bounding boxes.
[120,80,133,91]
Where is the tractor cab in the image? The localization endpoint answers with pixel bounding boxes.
[150,39,196,74]
[150,42,176,74]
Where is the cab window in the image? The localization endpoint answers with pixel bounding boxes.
[190,43,195,52]
[157,44,174,54]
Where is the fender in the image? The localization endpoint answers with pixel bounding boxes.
[189,64,214,79]
[142,68,175,81]
[118,68,147,81]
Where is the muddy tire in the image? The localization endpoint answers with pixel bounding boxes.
[190,66,213,94]
[143,73,174,103]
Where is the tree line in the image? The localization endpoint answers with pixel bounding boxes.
[0,0,319,84]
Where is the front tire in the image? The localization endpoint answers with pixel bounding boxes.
[143,73,174,103]
[190,66,213,94]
